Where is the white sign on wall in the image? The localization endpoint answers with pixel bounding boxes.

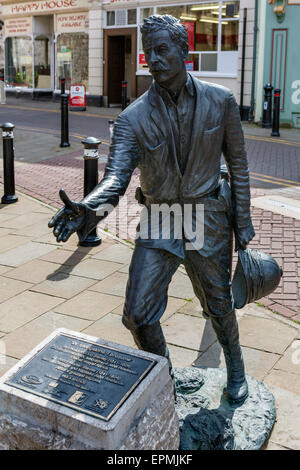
[4,17,32,36]
[56,12,88,32]
[3,0,88,16]
[292,80,300,105]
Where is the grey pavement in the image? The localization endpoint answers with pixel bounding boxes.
[0,186,299,450]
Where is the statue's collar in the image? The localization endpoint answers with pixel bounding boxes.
[153,73,194,104]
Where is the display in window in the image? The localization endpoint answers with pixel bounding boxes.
[186,54,199,72]
[157,3,219,52]
[221,20,238,51]
[5,36,32,87]
[34,36,51,89]
[181,21,195,51]
[139,53,148,71]
[140,7,154,23]
[127,9,137,25]
[56,33,88,90]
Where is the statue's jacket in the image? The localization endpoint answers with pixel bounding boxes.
[79,74,255,259]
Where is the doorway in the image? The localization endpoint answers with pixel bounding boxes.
[104,28,137,107]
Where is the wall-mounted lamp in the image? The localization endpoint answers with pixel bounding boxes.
[268,0,286,23]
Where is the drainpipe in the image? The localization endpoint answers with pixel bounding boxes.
[248,0,258,122]
[239,8,247,120]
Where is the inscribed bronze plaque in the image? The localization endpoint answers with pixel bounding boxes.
[5,333,156,421]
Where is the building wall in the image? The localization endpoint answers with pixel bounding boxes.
[236,0,256,110]
[0,4,3,71]
[255,1,300,127]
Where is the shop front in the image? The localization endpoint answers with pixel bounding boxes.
[2,0,90,99]
[102,0,244,107]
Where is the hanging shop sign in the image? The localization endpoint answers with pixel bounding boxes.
[69,84,86,111]
[56,12,88,32]
[3,0,88,17]
[4,17,32,36]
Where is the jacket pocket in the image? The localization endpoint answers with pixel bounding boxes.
[203,124,221,134]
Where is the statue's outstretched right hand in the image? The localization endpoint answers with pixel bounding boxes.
[48,189,86,243]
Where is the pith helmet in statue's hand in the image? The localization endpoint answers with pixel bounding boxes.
[232,248,283,309]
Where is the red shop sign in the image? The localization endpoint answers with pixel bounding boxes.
[69,84,86,111]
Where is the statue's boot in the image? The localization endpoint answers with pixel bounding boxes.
[131,322,175,382]
[210,311,248,404]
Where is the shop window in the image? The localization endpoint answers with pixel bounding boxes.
[4,36,33,88]
[221,20,238,51]
[140,7,154,23]
[34,36,51,89]
[56,33,88,90]
[128,9,137,25]
[107,11,115,26]
[201,53,218,71]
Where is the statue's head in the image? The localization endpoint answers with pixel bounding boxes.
[141,15,189,86]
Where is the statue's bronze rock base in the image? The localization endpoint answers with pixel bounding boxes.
[174,367,276,450]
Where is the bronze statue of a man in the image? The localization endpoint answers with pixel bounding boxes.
[49,15,255,404]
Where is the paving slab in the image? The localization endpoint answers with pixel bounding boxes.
[0,228,13,238]
[92,243,133,264]
[167,272,195,300]
[162,313,217,352]
[0,356,18,378]
[53,290,124,320]
[263,441,289,450]
[82,313,136,348]
[11,222,53,238]
[30,272,97,299]
[193,343,281,381]
[0,291,64,333]
[167,344,200,368]
[177,297,202,317]
[0,241,56,267]
[34,232,109,254]
[273,339,300,375]
[0,212,50,230]
[2,259,63,284]
[0,234,31,254]
[88,271,128,297]
[39,248,93,266]
[1,311,92,359]
[263,381,300,450]
[0,276,32,303]
[60,258,123,281]
[264,369,300,396]
[238,315,298,354]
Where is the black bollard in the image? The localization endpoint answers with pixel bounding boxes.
[60,77,65,95]
[1,123,18,204]
[262,83,273,128]
[271,88,281,137]
[121,81,128,111]
[108,119,115,145]
[79,137,102,247]
[60,93,70,148]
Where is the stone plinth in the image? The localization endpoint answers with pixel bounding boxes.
[0,329,179,450]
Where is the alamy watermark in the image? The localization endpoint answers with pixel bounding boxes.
[96,196,205,250]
